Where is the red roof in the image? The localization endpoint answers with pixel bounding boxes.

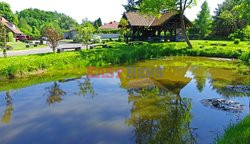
[0,17,23,35]
[100,21,119,30]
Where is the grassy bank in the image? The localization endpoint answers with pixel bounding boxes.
[2,42,46,51]
[217,115,250,144]
[0,40,249,79]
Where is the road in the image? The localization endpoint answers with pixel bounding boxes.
[0,42,83,57]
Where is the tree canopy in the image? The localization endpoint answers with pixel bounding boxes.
[212,0,250,39]
[189,1,212,39]
[17,8,78,38]
[0,2,18,25]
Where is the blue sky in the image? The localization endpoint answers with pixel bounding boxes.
[1,0,224,23]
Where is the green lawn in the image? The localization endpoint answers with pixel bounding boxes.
[3,42,47,51]
[217,115,250,144]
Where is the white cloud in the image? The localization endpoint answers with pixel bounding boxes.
[1,0,224,23]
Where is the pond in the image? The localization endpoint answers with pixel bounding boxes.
[0,56,249,144]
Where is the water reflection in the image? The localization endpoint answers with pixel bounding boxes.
[76,77,97,98]
[0,57,249,143]
[1,91,13,124]
[120,64,197,143]
[45,82,66,105]
[127,87,196,144]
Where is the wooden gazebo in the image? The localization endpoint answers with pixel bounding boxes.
[122,12,192,41]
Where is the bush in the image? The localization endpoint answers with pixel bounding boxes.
[6,45,13,50]
[91,35,102,43]
[234,39,240,45]
[7,32,14,42]
[240,52,250,64]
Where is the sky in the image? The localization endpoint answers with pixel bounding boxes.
[1,0,225,23]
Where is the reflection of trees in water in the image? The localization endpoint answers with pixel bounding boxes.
[1,91,13,124]
[76,78,97,98]
[190,66,208,93]
[127,88,196,144]
[45,82,66,105]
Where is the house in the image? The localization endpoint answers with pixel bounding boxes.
[122,12,192,41]
[0,17,23,38]
[99,21,119,30]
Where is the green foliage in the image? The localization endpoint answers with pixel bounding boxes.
[7,32,14,42]
[119,18,129,41]
[42,24,63,52]
[234,39,240,44]
[93,18,102,28]
[18,18,33,36]
[212,0,250,39]
[243,25,250,41]
[123,0,142,12]
[76,22,95,46]
[17,8,78,38]
[0,23,7,57]
[190,1,212,39]
[217,115,250,144]
[0,2,18,24]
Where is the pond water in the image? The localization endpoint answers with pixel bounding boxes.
[0,57,249,144]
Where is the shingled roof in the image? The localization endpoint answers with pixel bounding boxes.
[0,17,23,35]
[100,21,119,30]
[123,12,191,27]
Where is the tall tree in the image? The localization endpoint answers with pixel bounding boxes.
[0,23,7,57]
[194,1,212,39]
[0,2,18,24]
[140,0,197,48]
[93,18,102,28]
[123,0,142,12]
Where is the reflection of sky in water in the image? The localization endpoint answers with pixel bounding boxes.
[0,64,249,144]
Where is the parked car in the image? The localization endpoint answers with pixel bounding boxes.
[16,35,32,42]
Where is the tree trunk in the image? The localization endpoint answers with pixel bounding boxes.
[180,13,192,48]
[3,48,7,58]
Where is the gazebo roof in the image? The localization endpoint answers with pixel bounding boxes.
[123,12,192,27]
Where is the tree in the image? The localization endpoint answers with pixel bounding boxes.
[18,18,33,36]
[7,32,14,42]
[0,2,18,24]
[194,1,212,39]
[17,8,78,38]
[119,18,129,42]
[93,18,103,28]
[212,0,248,38]
[43,24,63,53]
[140,0,197,48]
[123,0,142,12]
[77,22,95,49]
[243,25,250,41]
[0,23,7,57]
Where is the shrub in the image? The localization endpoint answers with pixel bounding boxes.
[7,32,14,42]
[91,35,102,43]
[240,52,250,64]
[234,39,240,45]
[6,45,13,50]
